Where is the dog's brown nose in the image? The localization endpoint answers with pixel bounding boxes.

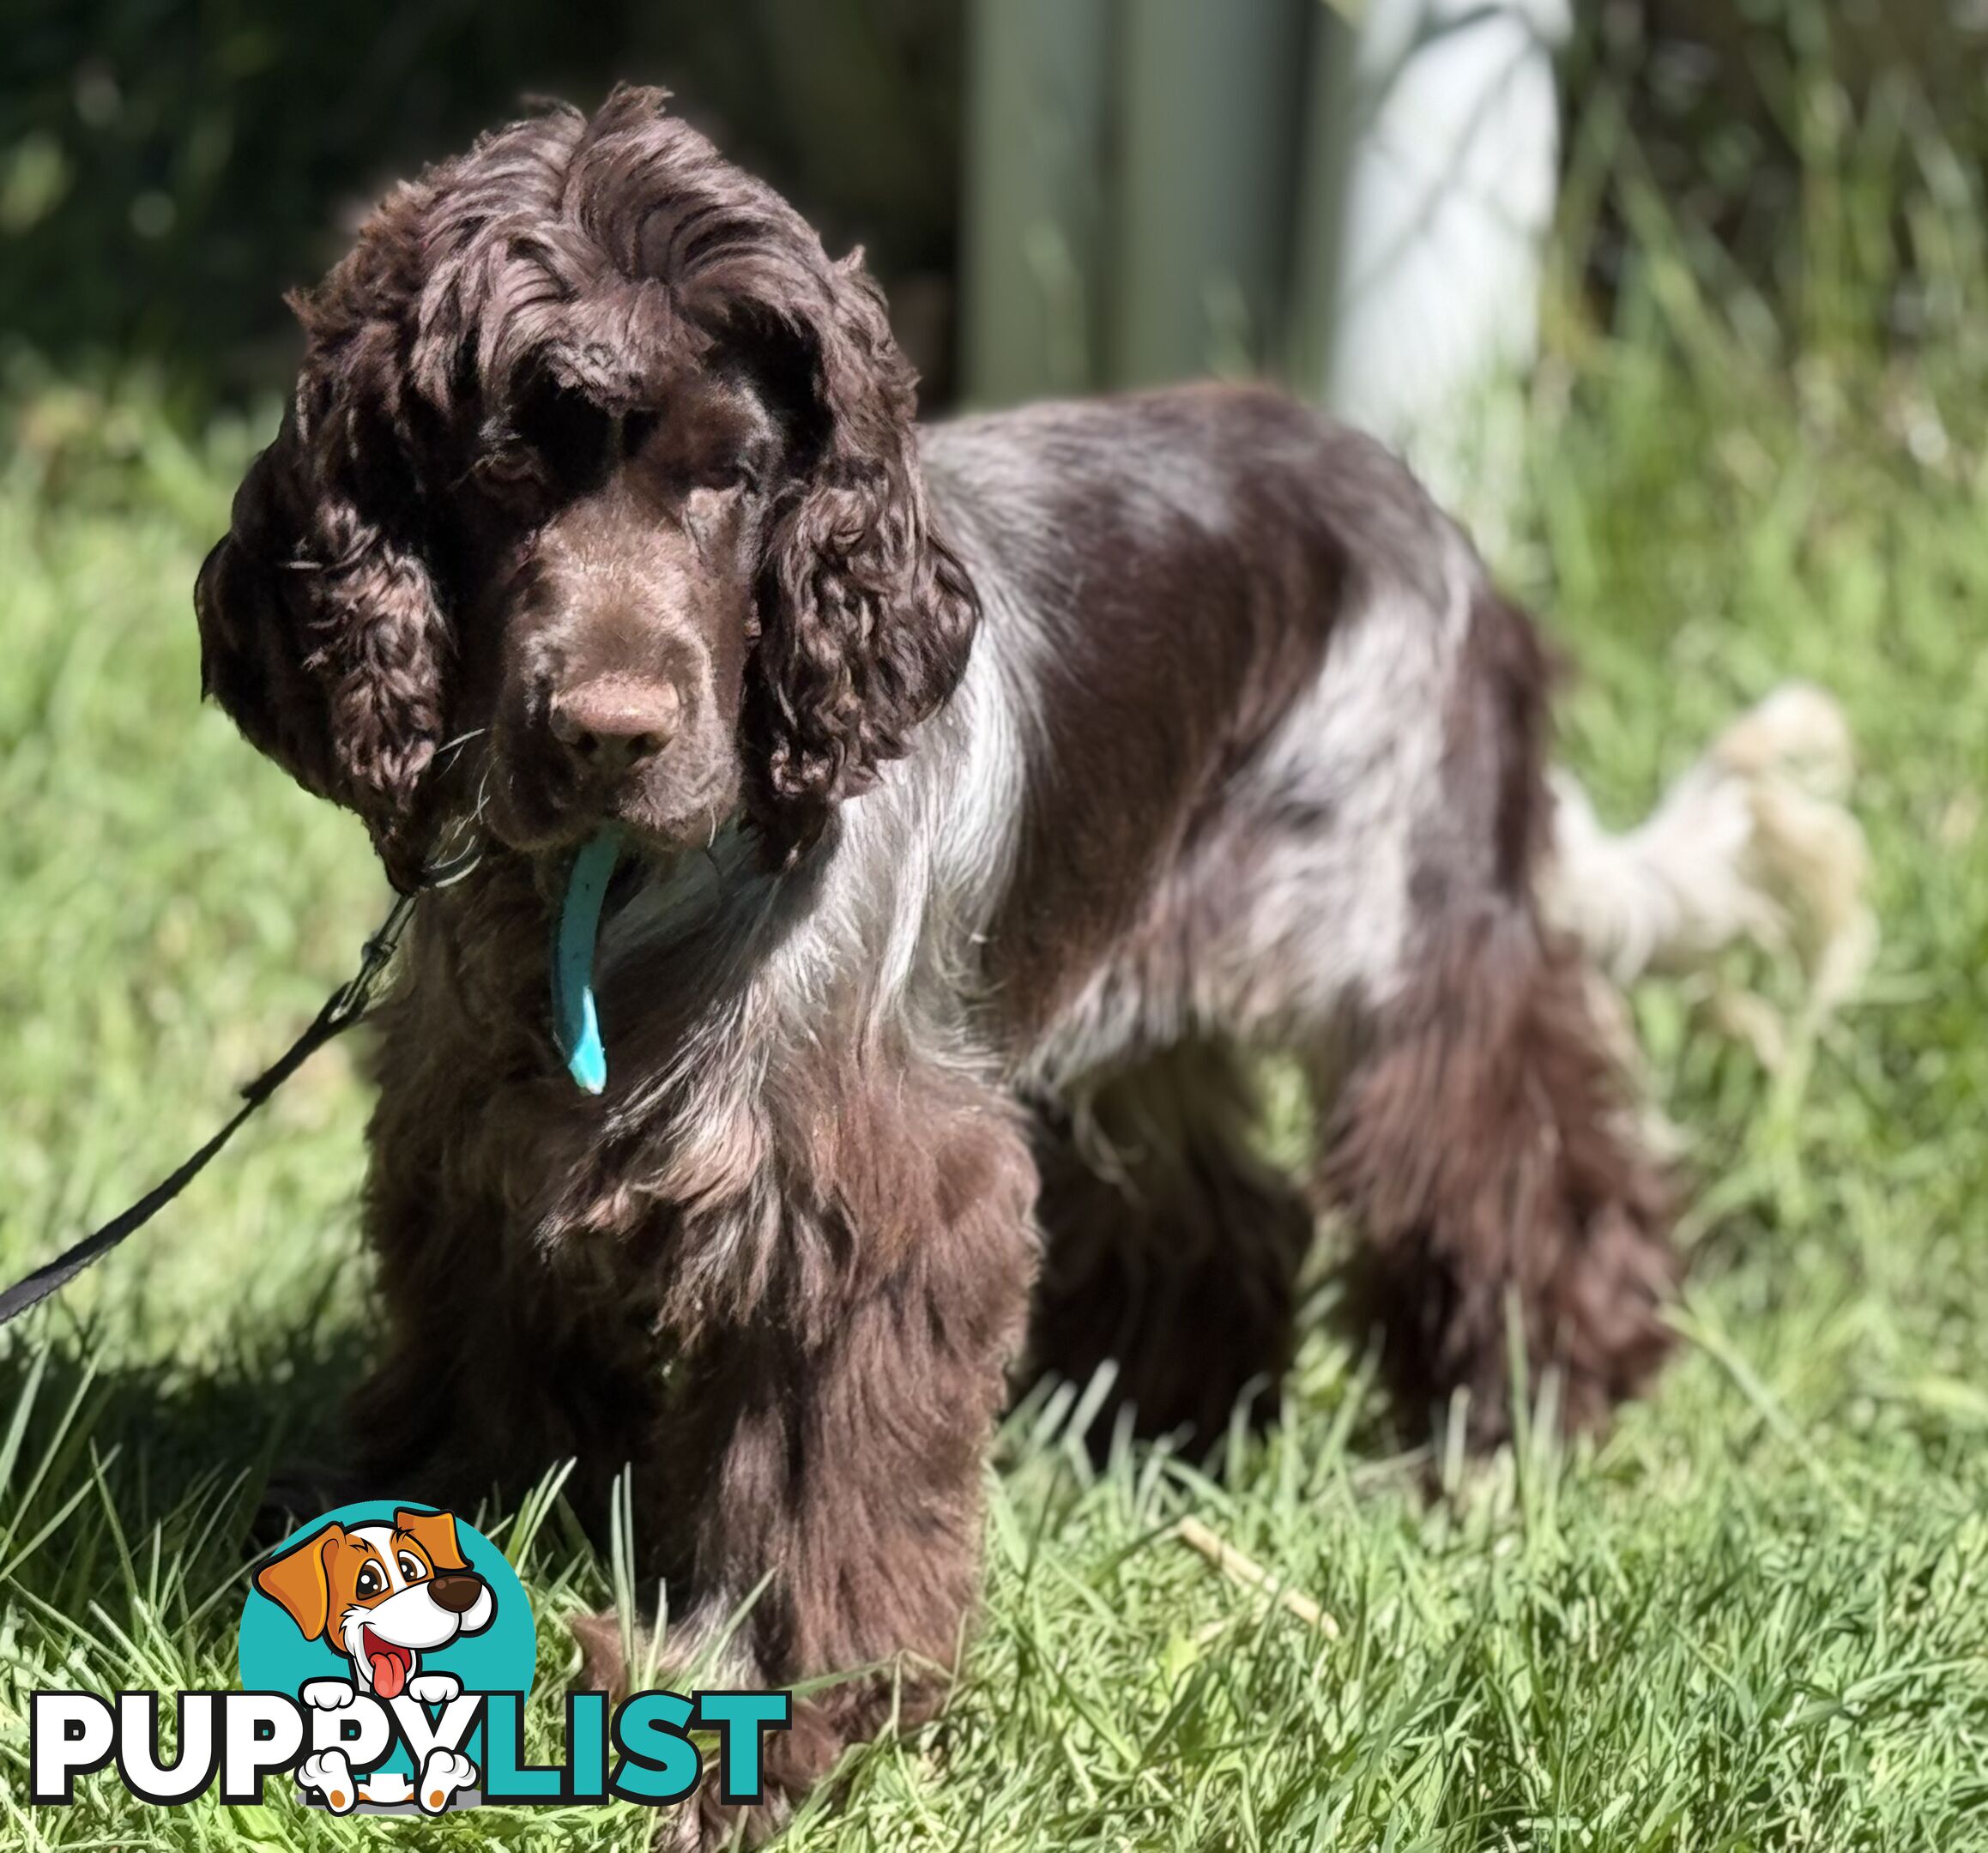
[550,675,682,774]
[427,1572,486,1614]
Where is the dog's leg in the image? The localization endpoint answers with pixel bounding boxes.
[346,1258,659,1524]
[1320,907,1677,1445]
[608,1077,1038,1851]
[338,1056,668,1526]
[1297,582,1676,1444]
[1025,1041,1313,1456]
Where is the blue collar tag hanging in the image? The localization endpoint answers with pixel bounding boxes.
[551,828,624,1094]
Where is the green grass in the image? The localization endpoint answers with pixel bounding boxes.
[3,265,1987,1849]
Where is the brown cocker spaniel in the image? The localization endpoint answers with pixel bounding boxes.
[197,87,1682,1847]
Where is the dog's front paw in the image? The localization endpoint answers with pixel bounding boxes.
[417,1747,477,1814]
[300,1678,356,1711]
[406,1671,461,1705]
[297,1749,357,1814]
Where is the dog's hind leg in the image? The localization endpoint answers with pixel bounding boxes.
[1307,588,1677,1445]
[1024,1041,1314,1458]
[1318,902,1677,1446]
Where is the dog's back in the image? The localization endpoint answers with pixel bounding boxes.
[917,383,1491,1074]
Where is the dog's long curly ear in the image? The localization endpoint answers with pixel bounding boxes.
[746,250,978,863]
[195,232,453,894]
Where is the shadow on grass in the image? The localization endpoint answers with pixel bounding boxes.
[0,1234,1422,1650]
[0,1300,372,1620]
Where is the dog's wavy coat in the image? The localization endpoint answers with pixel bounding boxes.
[198,88,1677,1845]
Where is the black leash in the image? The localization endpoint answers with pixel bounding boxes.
[0,890,421,1331]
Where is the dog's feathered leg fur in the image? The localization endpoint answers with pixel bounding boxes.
[1316,589,1677,1444]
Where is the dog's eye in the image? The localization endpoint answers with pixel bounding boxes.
[692,460,759,494]
[397,1553,427,1583]
[477,449,546,492]
[355,1563,384,1597]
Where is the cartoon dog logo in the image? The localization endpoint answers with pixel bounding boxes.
[253,1506,495,1813]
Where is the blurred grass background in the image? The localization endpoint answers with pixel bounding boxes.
[7,1,1986,407]
[3,2,1987,1847]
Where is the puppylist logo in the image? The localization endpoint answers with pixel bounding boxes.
[30,1501,789,1817]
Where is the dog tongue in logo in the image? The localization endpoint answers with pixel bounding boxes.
[552,828,624,1095]
[363,1627,413,1699]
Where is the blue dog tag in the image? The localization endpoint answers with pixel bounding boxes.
[551,829,624,1095]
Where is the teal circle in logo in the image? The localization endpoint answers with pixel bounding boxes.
[239,1501,536,1804]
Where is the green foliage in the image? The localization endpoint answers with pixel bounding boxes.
[0,0,964,402]
[0,0,652,398]
[1568,0,1988,370]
